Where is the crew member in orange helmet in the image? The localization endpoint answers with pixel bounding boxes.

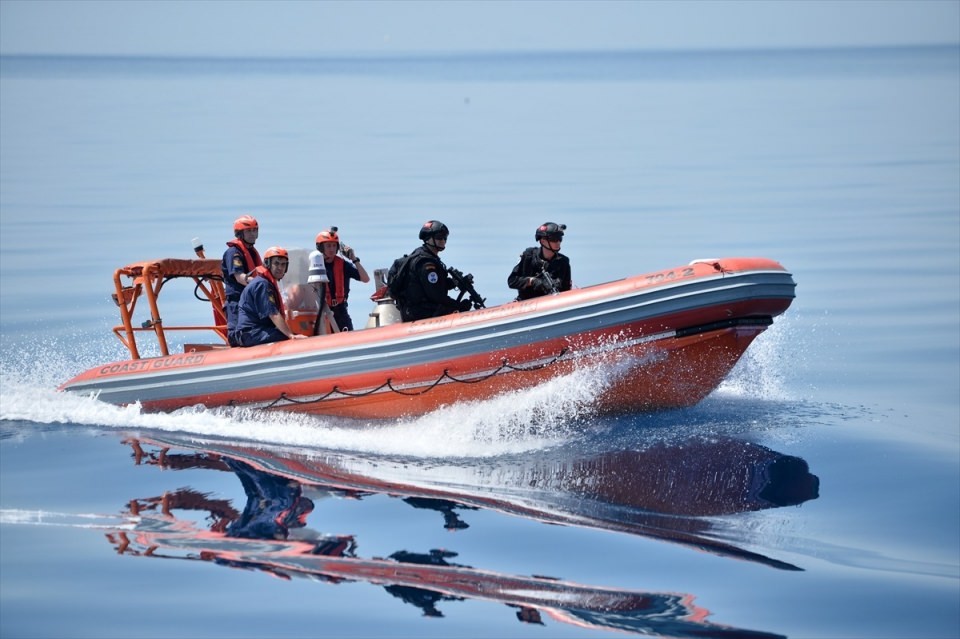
[315,228,370,331]
[221,215,263,345]
[235,247,307,347]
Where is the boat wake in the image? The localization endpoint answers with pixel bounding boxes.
[0,338,612,456]
[1,319,797,457]
[715,313,794,401]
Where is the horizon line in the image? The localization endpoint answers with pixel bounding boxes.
[2,42,958,61]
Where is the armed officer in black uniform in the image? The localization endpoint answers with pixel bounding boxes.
[391,220,473,322]
[508,222,572,301]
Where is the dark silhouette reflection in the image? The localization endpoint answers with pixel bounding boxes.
[105,434,819,637]
[120,435,819,570]
[223,458,314,540]
[512,604,545,625]
[402,497,477,530]
[384,550,467,617]
[542,442,819,516]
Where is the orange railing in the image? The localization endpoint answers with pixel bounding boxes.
[111,258,228,359]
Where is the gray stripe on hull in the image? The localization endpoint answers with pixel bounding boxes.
[65,270,794,404]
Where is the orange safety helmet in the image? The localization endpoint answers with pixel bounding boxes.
[233,215,259,233]
[315,229,340,247]
[263,246,288,262]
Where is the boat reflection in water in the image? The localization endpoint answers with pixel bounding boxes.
[108,432,818,637]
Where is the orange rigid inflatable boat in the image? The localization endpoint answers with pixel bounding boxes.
[59,256,796,418]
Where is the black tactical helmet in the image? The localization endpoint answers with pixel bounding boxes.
[535,222,566,242]
[419,220,450,241]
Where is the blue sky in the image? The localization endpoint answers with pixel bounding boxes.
[1,0,958,56]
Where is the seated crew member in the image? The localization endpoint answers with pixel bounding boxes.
[507,222,572,301]
[392,220,472,322]
[314,228,369,331]
[235,246,307,347]
[221,214,263,346]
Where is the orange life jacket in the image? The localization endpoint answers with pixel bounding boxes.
[325,258,347,307]
[226,239,263,272]
[251,265,286,317]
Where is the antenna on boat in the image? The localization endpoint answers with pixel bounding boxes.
[330,226,343,254]
[189,236,228,339]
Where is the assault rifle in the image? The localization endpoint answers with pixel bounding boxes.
[530,251,561,295]
[538,267,561,295]
[447,267,486,310]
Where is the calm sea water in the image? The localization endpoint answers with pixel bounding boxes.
[1,46,958,638]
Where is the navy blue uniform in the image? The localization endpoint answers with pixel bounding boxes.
[235,276,287,347]
[221,242,261,345]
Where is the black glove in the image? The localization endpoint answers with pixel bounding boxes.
[446,276,457,291]
[458,299,472,312]
[532,276,551,294]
